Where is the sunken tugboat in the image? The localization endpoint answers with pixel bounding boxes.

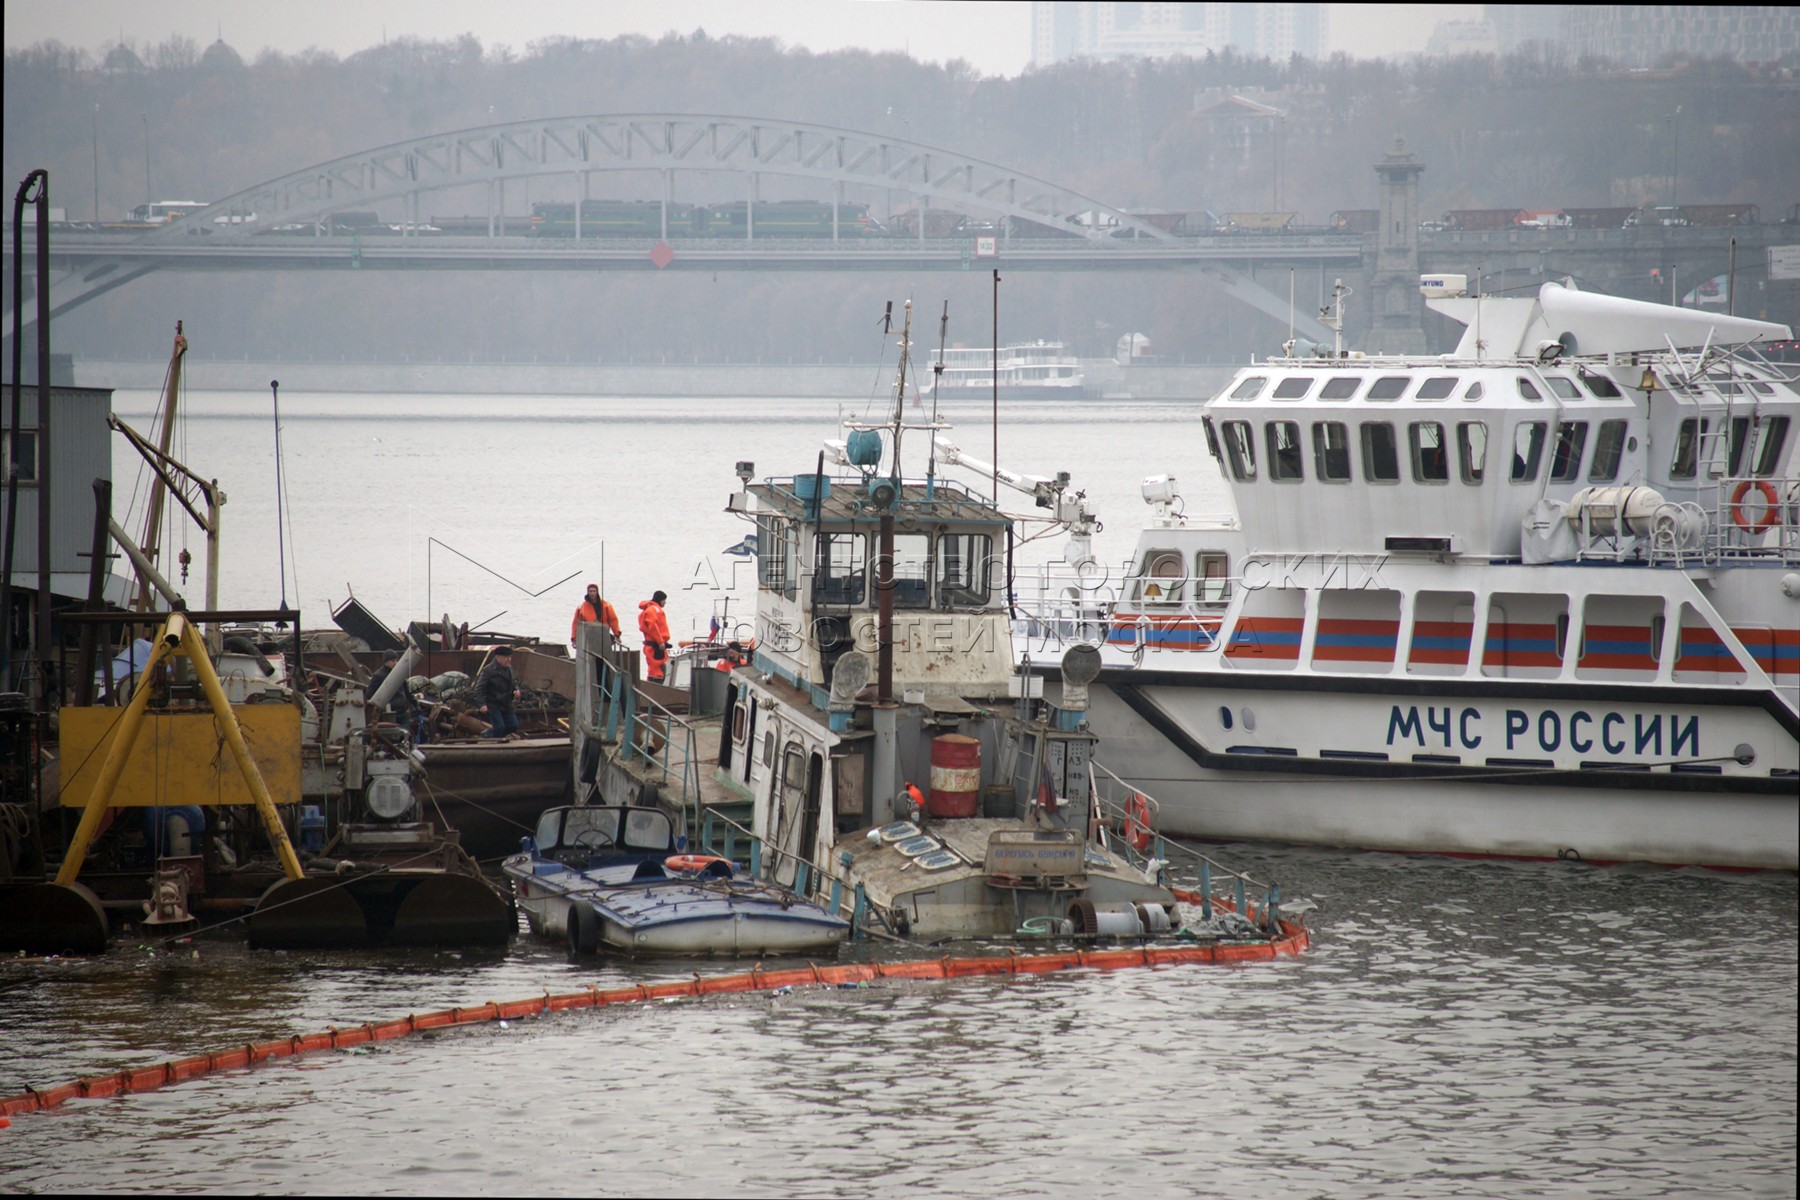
[717,306,1181,941]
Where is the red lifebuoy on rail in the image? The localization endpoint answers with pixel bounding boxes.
[664,854,730,874]
[1123,793,1154,853]
[1728,479,1779,534]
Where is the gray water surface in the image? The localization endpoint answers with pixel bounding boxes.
[4,844,1794,1197]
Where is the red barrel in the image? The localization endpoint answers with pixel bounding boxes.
[928,734,982,819]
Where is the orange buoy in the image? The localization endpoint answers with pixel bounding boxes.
[928,734,982,818]
[1728,479,1780,534]
[1123,792,1154,853]
[664,854,731,874]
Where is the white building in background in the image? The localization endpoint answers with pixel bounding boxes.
[1425,19,1500,57]
[1030,3,1327,68]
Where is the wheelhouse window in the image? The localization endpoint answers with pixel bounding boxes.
[1267,421,1304,481]
[1458,421,1488,484]
[1409,422,1449,483]
[1579,372,1623,398]
[937,532,993,607]
[1229,376,1267,400]
[1313,421,1352,482]
[758,516,789,593]
[1511,422,1547,482]
[0,430,37,483]
[1727,416,1752,476]
[1550,422,1589,482]
[1361,422,1400,483]
[1755,417,1791,477]
[1320,377,1361,401]
[1196,552,1232,603]
[1589,420,1627,482]
[816,532,867,605]
[1367,376,1410,402]
[1415,377,1457,401]
[1134,550,1186,605]
[1670,418,1707,479]
[889,533,932,609]
[1517,378,1544,401]
[1272,377,1313,400]
[1221,420,1257,481]
[1546,377,1582,400]
[1462,381,1484,401]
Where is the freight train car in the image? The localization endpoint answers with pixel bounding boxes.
[1562,207,1636,230]
[528,200,705,237]
[700,200,883,238]
[527,199,881,238]
[1682,203,1760,227]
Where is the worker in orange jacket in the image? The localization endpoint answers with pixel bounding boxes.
[638,590,671,681]
[571,583,622,647]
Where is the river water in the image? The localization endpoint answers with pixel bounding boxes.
[3,388,1794,1195]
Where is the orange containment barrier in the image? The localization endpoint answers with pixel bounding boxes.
[0,904,1306,1120]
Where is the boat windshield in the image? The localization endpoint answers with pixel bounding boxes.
[543,807,621,851]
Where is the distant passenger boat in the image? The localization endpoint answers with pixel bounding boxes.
[935,341,1086,398]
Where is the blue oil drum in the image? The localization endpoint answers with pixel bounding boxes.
[793,474,832,502]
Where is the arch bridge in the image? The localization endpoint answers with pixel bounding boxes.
[6,114,1352,343]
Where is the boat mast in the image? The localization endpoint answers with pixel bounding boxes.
[133,322,187,612]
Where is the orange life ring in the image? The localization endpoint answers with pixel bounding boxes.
[1729,479,1779,534]
[1122,793,1154,853]
[664,854,730,874]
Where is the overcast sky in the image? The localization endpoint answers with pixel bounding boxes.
[6,2,1477,74]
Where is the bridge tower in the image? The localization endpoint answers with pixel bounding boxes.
[1369,137,1427,354]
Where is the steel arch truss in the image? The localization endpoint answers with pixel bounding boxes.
[148,114,1175,242]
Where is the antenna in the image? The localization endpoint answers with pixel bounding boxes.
[1288,268,1295,353]
[992,269,1001,506]
[928,301,948,495]
[270,380,288,608]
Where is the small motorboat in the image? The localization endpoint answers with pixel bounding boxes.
[503,806,848,956]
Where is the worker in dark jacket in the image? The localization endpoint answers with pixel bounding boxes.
[368,651,426,742]
[638,591,671,682]
[571,583,622,647]
[475,646,521,739]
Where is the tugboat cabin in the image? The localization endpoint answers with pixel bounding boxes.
[741,472,1015,706]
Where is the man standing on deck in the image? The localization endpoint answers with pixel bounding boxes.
[368,650,427,743]
[638,591,671,682]
[475,646,522,739]
[571,583,622,648]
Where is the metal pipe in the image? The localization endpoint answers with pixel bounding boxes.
[876,511,894,703]
[108,517,183,605]
[34,174,52,709]
[134,324,186,611]
[1,171,47,690]
[367,642,420,708]
[73,479,111,705]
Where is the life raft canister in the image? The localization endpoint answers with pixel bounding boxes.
[1728,479,1780,534]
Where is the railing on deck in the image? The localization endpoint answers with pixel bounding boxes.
[1013,565,1235,658]
[695,808,882,939]
[1089,760,1285,933]
[592,649,705,843]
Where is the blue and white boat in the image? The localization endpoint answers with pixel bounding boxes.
[503,805,849,955]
